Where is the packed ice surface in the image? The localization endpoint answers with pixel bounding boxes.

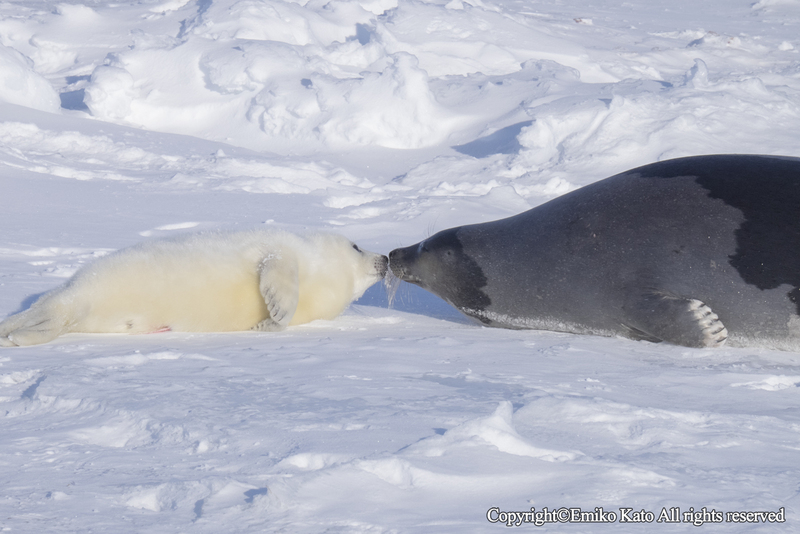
[1,0,800,531]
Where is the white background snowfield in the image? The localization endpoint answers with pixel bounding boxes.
[1,0,800,532]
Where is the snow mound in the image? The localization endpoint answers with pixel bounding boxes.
[0,44,60,111]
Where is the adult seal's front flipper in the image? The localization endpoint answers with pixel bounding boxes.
[623,292,728,348]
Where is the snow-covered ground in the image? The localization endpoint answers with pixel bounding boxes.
[2,0,800,531]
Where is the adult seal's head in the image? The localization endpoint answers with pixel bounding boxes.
[389,228,492,319]
[389,155,800,351]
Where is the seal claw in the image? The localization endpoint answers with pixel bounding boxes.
[688,299,728,347]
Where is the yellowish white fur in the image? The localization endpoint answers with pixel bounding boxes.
[0,230,388,347]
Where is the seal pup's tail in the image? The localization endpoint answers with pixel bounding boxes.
[0,298,71,347]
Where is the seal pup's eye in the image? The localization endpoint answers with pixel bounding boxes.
[352,244,361,252]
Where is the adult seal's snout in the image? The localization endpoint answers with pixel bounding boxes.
[388,246,417,281]
[388,155,800,351]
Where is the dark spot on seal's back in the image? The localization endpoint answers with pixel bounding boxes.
[640,155,800,313]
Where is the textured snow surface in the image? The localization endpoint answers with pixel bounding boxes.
[1,0,800,531]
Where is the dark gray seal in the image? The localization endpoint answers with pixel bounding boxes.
[389,155,800,350]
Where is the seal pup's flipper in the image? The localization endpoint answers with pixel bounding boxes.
[622,292,728,348]
[252,255,300,331]
[0,306,67,347]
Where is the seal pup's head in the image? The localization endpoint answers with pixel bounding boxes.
[348,240,389,300]
[306,233,388,301]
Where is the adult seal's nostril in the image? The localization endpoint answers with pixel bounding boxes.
[387,155,800,351]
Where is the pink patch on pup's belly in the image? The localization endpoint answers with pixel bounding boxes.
[147,326,172,334]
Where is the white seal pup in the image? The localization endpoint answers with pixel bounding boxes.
[390,155,800,350]
[0,230,388,347]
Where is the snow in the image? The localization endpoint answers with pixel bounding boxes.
[1,0,800,531]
